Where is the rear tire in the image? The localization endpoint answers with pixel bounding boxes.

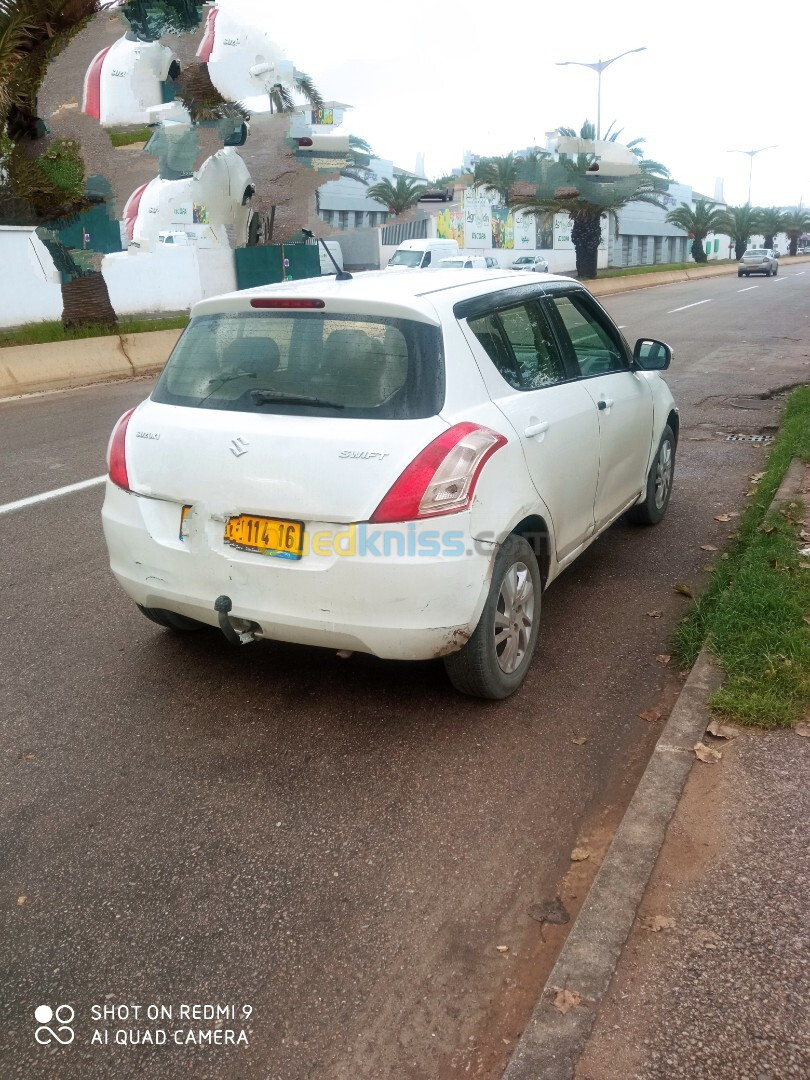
[737,271,743,277]
[137,605,206,632]
[628,424,675,525]
[443,535,541,700]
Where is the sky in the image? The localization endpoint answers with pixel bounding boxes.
[223,0,809,208]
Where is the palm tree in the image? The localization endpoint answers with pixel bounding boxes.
[0,0,119,326]
[367,174,426,217]
[665,200,727,263]
[757,206,785,250]
[717,204,763,260]
[513,120,670,279]
[782,206,810,256]
[481,153,519,207]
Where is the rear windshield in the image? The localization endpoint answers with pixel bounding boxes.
[745,249,766,256]
[151,310,444,419]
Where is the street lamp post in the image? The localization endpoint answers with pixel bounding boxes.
[556,48,646,140]
[727,146,776,204]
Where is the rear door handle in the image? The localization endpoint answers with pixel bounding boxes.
[597,397,615,411]
[524,421,550,437]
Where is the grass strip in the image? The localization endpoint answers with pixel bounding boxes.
[674,386,810,727]
[597,260,735,278]
[109,128,153,147]
[0,316,189,348]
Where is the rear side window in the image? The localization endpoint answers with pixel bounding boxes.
[152,311,444,419]
[468,302,567,390]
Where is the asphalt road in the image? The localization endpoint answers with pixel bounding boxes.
[2,268,808,1080]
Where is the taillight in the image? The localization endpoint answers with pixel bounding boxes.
[108,407,136,491]
[370,423,507,523]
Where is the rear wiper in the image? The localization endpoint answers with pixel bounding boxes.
[250,390,345,409]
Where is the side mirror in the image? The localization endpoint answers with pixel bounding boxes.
[633,338,672,371]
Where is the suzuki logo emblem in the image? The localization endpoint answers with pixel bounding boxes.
[229,437,249,458]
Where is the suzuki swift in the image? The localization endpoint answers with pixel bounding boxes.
[102,268,678,699]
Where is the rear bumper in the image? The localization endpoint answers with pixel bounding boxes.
[102,483,496,660]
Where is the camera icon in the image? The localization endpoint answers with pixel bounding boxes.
[34,1004,75,1045]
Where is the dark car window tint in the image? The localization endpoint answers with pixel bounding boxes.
[550,293,626,377]
[469,302,566,391]
[152,311,444,419]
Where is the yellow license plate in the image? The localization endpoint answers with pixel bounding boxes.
[224,515,304,560]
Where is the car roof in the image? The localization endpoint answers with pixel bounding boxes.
[192,268,576,319]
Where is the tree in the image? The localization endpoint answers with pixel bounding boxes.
[665,200,727,263]
[717,204,763,260]
[757,206,785,250]
[367,174,426,216]
[481,153,519,207]
[513,120,670,279]
[0,0,119,326]
[782,206,810,256]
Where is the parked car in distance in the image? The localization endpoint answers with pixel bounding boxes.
[438,255,488,269]
[484,256,500,269]
[103,269,678,699]
[419,185,455,202]
[738,248,778,277]
[511,253,549,273]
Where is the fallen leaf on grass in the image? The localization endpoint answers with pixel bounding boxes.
[804,615,810,626]
[639,709,662,723]
[799,560,810,569]
[496,945,510,954]
[707,718,742,740]
[759,523,777,535]
[570,847,591,862]
[17,896,26,906]
[644,915,675,932]
[694,741,722,763]
[552,989,583,1014]
[673,584,693,597]
[646,610,663,618]
[700,544,718,551]
[572,736,588,746]
[656,654,671,665]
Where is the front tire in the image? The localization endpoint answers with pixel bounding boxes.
[137,605,206,632]
[629,424,675,525]
[443,535,541,699]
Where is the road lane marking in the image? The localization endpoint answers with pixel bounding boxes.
[773,277,785,283]
[737,286,759,292]
[798,271,806,275]
[666,299,713,314]
[0,475,106,516]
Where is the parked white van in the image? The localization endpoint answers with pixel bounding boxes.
[386,238,459,270]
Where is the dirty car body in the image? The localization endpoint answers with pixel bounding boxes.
[102,268,678,698]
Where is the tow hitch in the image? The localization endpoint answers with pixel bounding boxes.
[214,595,260,645]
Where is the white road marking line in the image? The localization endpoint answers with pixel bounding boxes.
[666,299,713,314]
[773,277,785,283]
[797,271,806,275]
[0,475,106,516]
[737,285,759,292]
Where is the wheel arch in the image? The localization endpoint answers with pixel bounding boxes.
[510,514,552,587]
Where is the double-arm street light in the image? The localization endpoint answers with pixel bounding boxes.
[727,146,776,204]
[556,47,646,140]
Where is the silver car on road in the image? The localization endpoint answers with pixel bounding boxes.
[738,248,779,277]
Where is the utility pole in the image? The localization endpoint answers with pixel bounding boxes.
[728,147,776,204]
[556,48,646,140]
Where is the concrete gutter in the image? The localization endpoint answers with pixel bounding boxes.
[504,453,810,1080]
[502,649,723,1080]
[0,328,182,399]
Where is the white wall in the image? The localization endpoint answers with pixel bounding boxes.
[101,246,236,314]
[0,227,64,328]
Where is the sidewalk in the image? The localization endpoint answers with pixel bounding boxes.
[576,727,810,1079]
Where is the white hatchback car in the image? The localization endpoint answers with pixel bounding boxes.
[103,269,678,699]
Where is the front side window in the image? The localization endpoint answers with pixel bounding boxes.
[152,311,444,419]
[549,293,627,377]
[468,302,567,391]
[388,250,422,267]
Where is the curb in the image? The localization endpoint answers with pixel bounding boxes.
[503,649,723,1080]
[587,254,810,298]
[0,328,182,399]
